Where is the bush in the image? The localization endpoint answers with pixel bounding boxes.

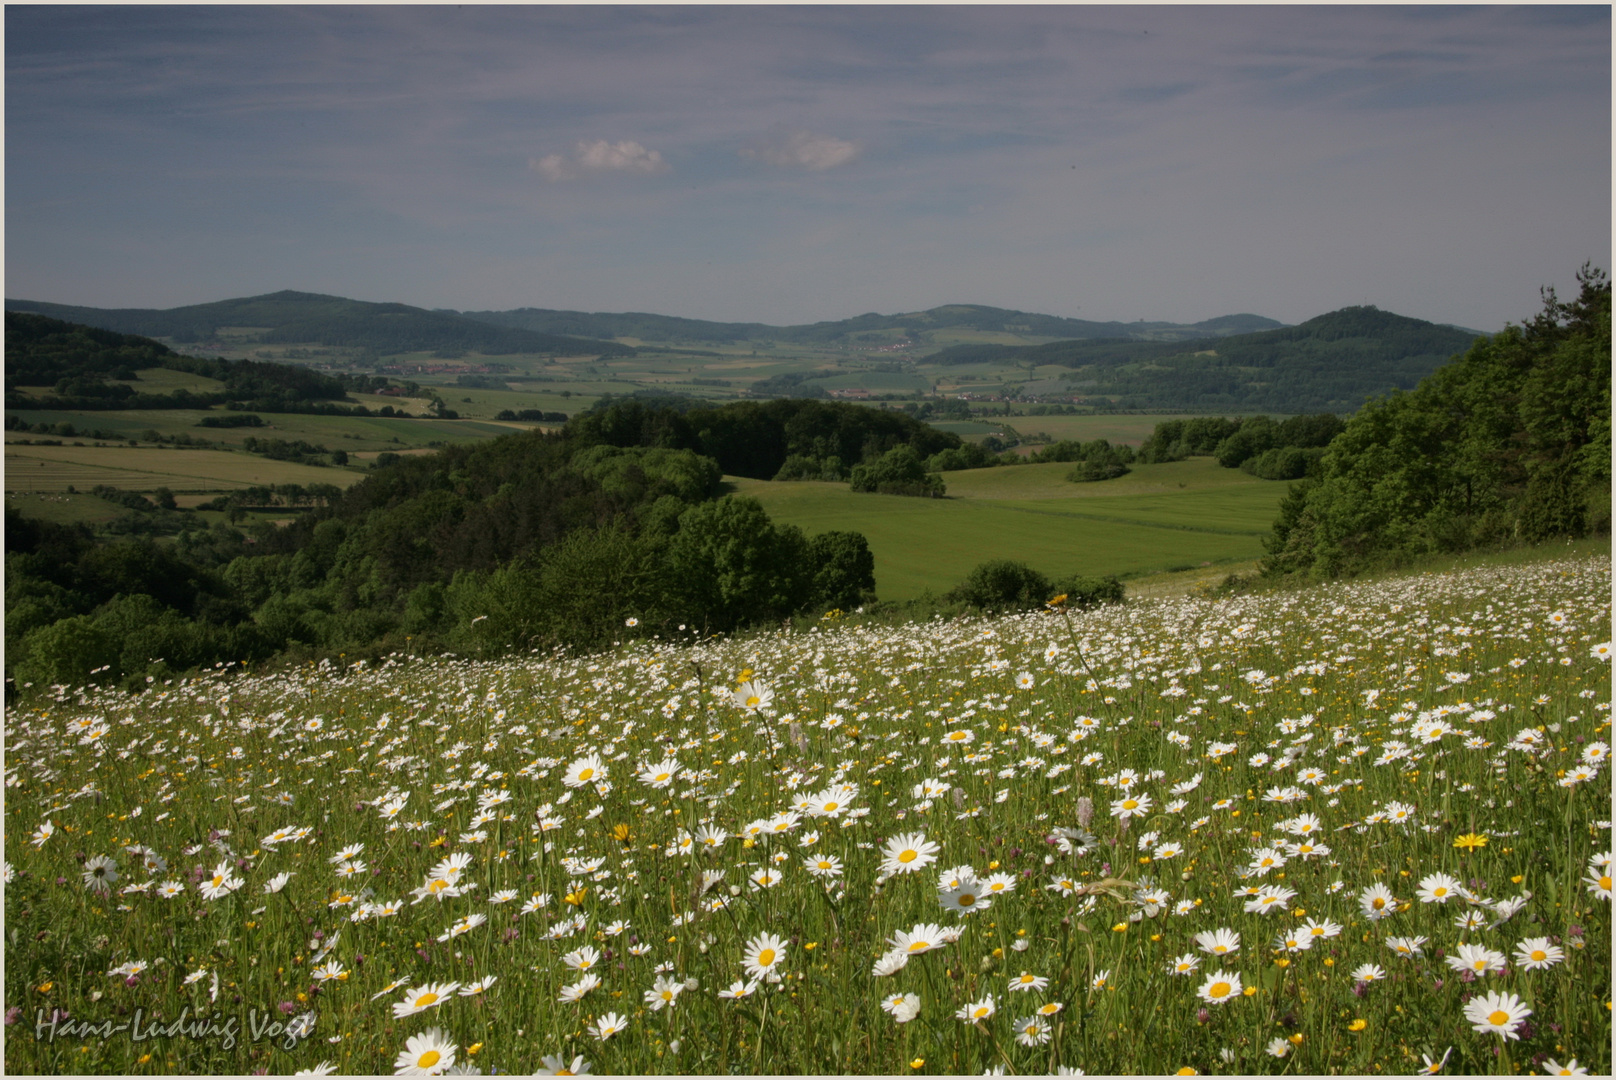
[849,446,945,497]
[1048,574,1125,609]
[1067,460,1129,483]
[947,560,1052,612]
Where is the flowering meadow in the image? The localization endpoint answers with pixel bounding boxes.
[3,553,1610,1076]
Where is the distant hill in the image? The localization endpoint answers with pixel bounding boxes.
[4,291,635,359]
[455,303,1285,346]
[926,306,1484,413]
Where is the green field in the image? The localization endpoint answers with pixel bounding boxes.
[5,408,519,451]
[3,444,368,493]
[729,459,1287,601]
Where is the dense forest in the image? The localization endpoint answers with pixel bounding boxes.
[4,291,634,358]
[1263,265,1611,577]
[4,397,969,691]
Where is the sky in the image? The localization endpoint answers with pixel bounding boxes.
[5,5,1610,331]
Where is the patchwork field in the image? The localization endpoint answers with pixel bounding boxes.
[3,552,1607,1075]
[3,445,366,494]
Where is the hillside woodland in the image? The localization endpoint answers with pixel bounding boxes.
[5,397,975,689]
[1263,265,1611,576]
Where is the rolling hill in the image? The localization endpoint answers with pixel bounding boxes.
[3,291,636,359]
[454,302,1285,346]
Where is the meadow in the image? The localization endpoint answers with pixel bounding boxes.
[2,445,367,495]
[3,551,1608,1076]
[732,460,1286,601]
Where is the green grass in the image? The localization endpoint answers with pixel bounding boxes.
[4,490,133,526]
[3,444,368,494]
[729,459,1287,601]
[2,551,1608,1076]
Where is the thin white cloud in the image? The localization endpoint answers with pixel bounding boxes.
[531,139,669,181]
[741,130,859,171]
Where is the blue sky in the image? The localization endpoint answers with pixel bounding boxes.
[6,5,1609,330]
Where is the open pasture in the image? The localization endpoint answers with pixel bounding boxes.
[2,554,1607,1076]
[732,461,1286,600]
[2,445,365,494]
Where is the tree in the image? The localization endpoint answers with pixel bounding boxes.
[947,560,1053,612]
[667,497,810,632]
[805,532,876,611]
[849,445,945,497]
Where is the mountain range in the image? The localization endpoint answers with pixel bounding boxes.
[5,290,1288,355]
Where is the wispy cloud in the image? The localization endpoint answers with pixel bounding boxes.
[530,139,669,181]
[740,131,859,171]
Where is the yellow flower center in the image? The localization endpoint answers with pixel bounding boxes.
[1123,800,1138,810]
[898,850,917,863]
[419,1051,441,1068]
[1531,950,1547,962]
[1487,1010,1510,1027]
[959,894,976,906]
[757,949,775,967]
[1601,876,1612,890]
[908,940,932,953]
[578,768,594,782]
[1372,898,1385,909]
[1209,982,1231,998]
[417,993,439,1006]
[746,696,761,708]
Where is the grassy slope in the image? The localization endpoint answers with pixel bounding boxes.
[731,459,1286,601]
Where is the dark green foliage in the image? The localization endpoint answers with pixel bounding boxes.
[926,442,996,472]
[568,397,961,481]
[666,497,811,633]
[1067,460,1130,483]
[1049,574,1125,609]
[1263,266,1611,577]
[1138,417,1244,462]
[945,560,1123,613]
[928,307,1477,412]
[773,454,848,482]
[494,409,569,422]
[1241,446,1325,481]
[197,413,265,428]
[805,531,876,611]
[3,312,179,387]
[849,445,946,497]
[1136,413,1345,481]
[946,560,1052,612]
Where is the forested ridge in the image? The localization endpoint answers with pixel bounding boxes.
[928,306,1481,413]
